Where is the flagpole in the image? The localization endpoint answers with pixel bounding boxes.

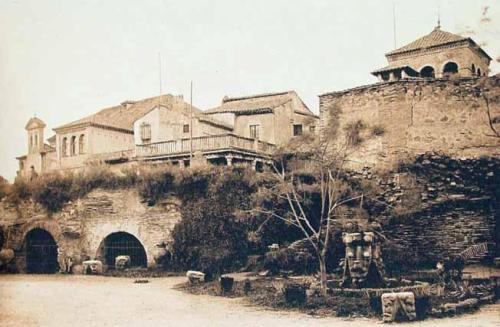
[190,81,193,163]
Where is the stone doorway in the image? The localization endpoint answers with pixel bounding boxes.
[25,228,59,274]
[100,232,147,268]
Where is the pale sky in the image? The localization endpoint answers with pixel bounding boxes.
[1,0,499,181]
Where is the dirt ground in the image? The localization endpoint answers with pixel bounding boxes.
[0,275,499,327]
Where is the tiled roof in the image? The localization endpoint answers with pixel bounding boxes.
[204,91,316,116]
[387,27,467,56]
[196,115,233,130]
[54,95,197,132]
[371,65,418,74]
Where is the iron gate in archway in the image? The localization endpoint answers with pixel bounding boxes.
[25,228,59,274]
[103,232,147,268]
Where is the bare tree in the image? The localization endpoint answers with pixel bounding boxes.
[253,108,373,294]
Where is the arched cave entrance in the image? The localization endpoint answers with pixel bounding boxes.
[25,228,59,274]
[99,232,147,268]
[0,229,4,249]
[443,62,458,76]
[420,66,435,78]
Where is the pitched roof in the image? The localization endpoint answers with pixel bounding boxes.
[204,91,316,116]
[371,65,418,75]
[53,94,195,132]
[387,27,473,57]
[25,117,46,130]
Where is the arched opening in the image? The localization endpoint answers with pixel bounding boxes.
[61,137,67,157]
[420,66,435,78]
[70,136,76,156]
[98,232,147,268]
[0,229,5,248]
[471,64,476,76]
[25,228,59,274]
[79,134,85,154]
[477,68,482,76]
[443,62,458,76]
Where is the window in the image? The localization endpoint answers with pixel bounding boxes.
[183,124,190,133]
[471,64,476,76]
[477,68,482,76]
[70,136,76,156]
[140,123,151,142]
[309,125,316,133]
[443,62,458,76]
[420,66,435,78]
[61,137,67,157]
[79,134,85,154]
[293,124,303,136]
[249,124,259,139]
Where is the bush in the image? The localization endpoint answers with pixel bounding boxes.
[31,174,73,212]
[172,198,249,277]
[171,168,255,276]
[0,176,10,201]
[137,166,175,205]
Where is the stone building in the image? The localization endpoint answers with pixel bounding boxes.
[371,24,492,82]
[204,91,318,146]
[16,90,318,176]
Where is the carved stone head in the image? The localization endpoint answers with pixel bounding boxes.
[342,231,381,287]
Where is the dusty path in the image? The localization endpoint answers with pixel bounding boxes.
[0,275,499,327]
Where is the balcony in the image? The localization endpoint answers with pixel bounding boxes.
[135,133,276,159]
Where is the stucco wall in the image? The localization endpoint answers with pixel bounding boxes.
[319,76,500,171]
[133,107,229,145]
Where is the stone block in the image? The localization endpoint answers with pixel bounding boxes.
[115,255,131,270]
[186,270,205,284]
[83,260,103,275]
[381,292,417,322]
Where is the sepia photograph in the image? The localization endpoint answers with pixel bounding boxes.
[0,0,499,326]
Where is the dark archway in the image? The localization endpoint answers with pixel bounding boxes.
[25,228,59,274]
[471,64,476,76]
[477,68,482,76]
[420,66,435,78]
[443,62,458,76]
[100,232,147,268]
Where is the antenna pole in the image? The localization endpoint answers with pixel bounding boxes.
[393,2,397,49]
[158,52,162,106]
[190,81,193,163]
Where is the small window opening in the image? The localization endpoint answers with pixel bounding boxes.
[183,124,190,133]
[293,124,303,136]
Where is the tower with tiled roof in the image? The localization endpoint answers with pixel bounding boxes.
[372,25,492,82]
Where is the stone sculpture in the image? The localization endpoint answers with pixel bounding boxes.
[115,255,131,270]
[82,260,103,275]
[186,270,205,284]
[381,292,417,322]
[341,231,385,288]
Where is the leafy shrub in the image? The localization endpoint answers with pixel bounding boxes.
[171,198,249,278]
[344,120,366,146]
[8,178,32,204]
[0,176,10,201]
[137,166,175,205]
[31,173,73,212]
[371,124,386,136]
[171,168,255,276]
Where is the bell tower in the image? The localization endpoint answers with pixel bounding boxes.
[25,117,46,154]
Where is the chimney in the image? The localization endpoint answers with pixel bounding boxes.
[222,95,229,104]
[121,100,136,109]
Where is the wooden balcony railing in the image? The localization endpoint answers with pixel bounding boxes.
[136,133,276,158]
